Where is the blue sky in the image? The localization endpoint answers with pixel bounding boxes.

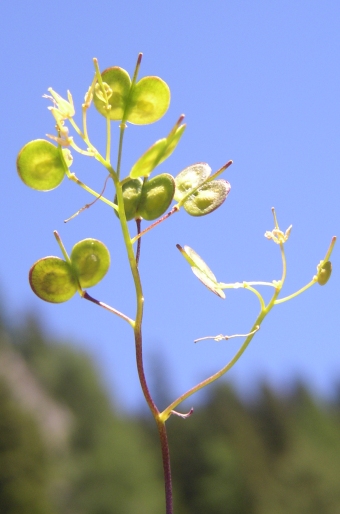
[1,1,339,410]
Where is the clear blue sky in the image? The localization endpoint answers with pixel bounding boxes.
[1,1,339,410]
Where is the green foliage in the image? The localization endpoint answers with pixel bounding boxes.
[0,378,55,514]
[10,314,164,514]
[2,312,340,513]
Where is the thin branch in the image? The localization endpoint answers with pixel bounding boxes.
[82,291,135,327]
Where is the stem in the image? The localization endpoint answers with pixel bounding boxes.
[116,123,126,180]
[159,315,264,422]
[160,240,286,421]
[53,230,70,263]
[106,116,111,163]
[82,291,134,327]
[244,284,266,311]
[275,279,315,304]
[136,218,142,266]
[156,419,173,514]
[131,206,179,244]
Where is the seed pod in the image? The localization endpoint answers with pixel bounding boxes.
[70,239,110,288]
[93,68,170,125]
[114,178,143,221]
[174,163,212,202]
[183,179,231,216]
[177,245,225,299]
[126,76,170,125]
[17,139,65,191]
[317,261,332,286]
[130,123,186,178]
[93,67,132,120]
[136,174,175,221]
[29,257,77,303]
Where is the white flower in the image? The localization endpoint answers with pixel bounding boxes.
[265,225,292,244]
[43,88,75,128]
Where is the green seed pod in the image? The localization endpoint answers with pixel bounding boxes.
[93,67,132,120]
[183,179,231,216]
[29,257,77,303]
[317,261,332,286]
[136,174,175,221]
[70,239,110,288]
[114,178,143,221]
[130,123,186,179]
[174,163,211,202]
[17,139,65,191]
[126,76,170,125]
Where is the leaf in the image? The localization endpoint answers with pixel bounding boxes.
[130,122,185,178]
[174,163,212,202]
[183,179,231,216]
[17,139,65,191]
[136,174,175,221]
[29,257,77,303]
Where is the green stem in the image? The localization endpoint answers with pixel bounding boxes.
[275,279,315,304]
[53,230,71,263]
[106,115,111,163]
[159,315,263,422]
[160,242,287,422]
[116,124,126,180]
[66,170,117,210]
[113,92,173,511]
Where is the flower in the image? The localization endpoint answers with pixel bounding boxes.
[43,88,75,129]
[265,225,292,244]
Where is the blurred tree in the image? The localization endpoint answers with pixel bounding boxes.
[0,377,55,514]
[12,314,164,514]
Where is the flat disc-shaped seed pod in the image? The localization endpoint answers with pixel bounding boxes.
[126,77,170,125]
[114,178,143,221]
[70,239,110,288]
[136,174,175,221]
[17,139,65,191]
[177,245,225,299]
[183,179,231,216]
[192,267,226,299]
[182,245,217,282]
[130,124,186,178]
[317,261,332,285]
[174,163,212,202]
[29,257,77,303]
[93,67,132,120]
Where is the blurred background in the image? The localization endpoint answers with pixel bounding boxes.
[0,1,339,512]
